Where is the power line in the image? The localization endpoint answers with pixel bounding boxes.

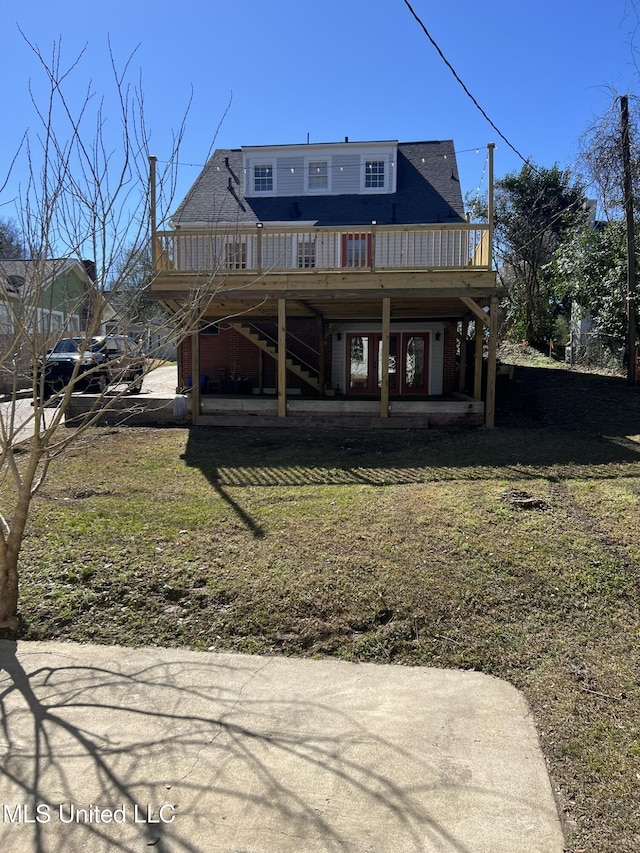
[402,0,531,167]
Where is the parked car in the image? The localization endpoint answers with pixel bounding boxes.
[37,335,146,397]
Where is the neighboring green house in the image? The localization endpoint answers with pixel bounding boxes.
[0,258,99,393]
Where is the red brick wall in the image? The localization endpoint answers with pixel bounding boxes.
[180,319,327,393]
[442,327,457,393]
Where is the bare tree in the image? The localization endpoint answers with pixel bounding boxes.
[579,93,640,379]
[579,91,640,215]
[0,35,222,630]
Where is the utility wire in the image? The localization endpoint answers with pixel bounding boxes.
[402,0,531,167]
[402,0,591,253]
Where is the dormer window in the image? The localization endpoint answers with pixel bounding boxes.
[365,159,385,189]
[307,160,328,191]
[254,164,273,193]
[243,142,396,198]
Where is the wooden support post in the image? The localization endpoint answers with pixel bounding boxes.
[317,316,325,396]
[277,298,287,418]
[257,223,264,275]
[485,295,498,428]
[380,297,390,418]
[370,220,377,273]
[474,320,483,400]
[459,318,468,392]
[190,329,200,425]
[487,143,495,271]
[149,155,157,271]
[176,339,184,391]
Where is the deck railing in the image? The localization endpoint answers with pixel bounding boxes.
[154,223,491,275]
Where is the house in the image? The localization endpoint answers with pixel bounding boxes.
[0,258,98,393]
[148,138,501,426]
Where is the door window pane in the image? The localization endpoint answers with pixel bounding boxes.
[349,335,369,389]
[342,233,371,268]
[297,238,315,268]
[405,336,425,389]
[225,241,247,269]
[377,337,397,388]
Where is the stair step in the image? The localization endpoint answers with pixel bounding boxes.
[231,322,320,391]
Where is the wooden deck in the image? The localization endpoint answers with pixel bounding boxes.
[154,222,491,275]
[149,223,497,319]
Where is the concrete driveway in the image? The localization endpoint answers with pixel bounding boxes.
[0,364,179,444]
[0,640,565,853]
[136,363,177,397]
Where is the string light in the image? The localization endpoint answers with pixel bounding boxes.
[158,144,494,173]
[471,154,489,203]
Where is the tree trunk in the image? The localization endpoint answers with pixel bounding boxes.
[0,453,43,631]
[0,548,20,631]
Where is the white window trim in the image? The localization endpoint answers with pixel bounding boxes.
[304,157,331,193]
[296,235,316,268]
[36,307,65,333]
[224,239,248,270]
[252,162,275,195]
[360,152,395,195]
[360,154,391,193]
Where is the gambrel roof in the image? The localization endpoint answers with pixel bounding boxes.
[172,140,465,228]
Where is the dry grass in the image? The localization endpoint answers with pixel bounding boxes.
[5,358,640,852]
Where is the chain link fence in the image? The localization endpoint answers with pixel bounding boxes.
[565,332,626,371]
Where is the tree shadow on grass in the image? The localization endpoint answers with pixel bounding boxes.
[0,640,551,853]
[182,408,640,489]
[179,365,640,538]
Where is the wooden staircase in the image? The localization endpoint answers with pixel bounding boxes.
[229,322,322,393]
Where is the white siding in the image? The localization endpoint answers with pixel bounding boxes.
[277,156,304,195]
[331,154,361,194]
[243,141,397,198]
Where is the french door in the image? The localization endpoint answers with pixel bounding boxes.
[346,332,429,395]
[402,334,429,394]
[341,233,372,268]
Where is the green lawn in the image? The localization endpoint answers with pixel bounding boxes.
[7,361,640,852]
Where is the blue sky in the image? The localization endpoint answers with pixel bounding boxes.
[1,0,638,223]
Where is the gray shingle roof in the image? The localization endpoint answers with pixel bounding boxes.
[0,258,81,298]
[171,140,465,227]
